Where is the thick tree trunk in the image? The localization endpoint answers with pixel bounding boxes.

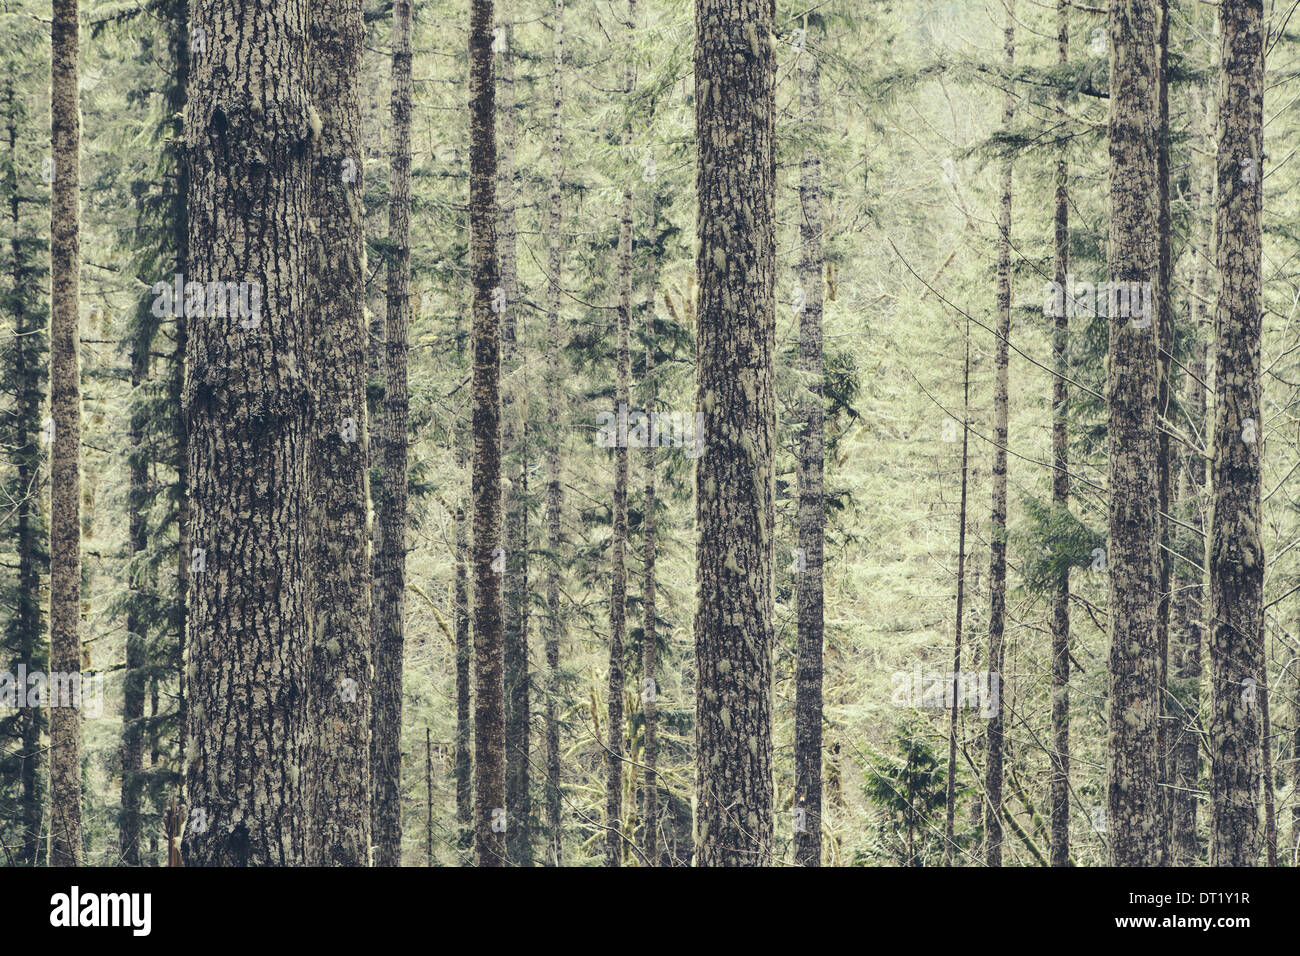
[182,0,313,866]
[1049,0,1071,870]
[497,13,531,867]
[793,35,824,869]
[470,0,506,868]
[307,0,373,867]
[371,0,413,867]
[693,0,776,867]
[47,0,82,868]
[455,421,473,852]
[983,0,1014,869]
[1208,0,1264,867]
[1105,0,1162,867]
[605,0,636,868]
[542,0,566,868]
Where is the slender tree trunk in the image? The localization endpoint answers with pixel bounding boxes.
[307,0,372,867]
[1049,0,1071,870]
[944,320,970,867]
[641,186,661,866]
[47,0,82,868]
[121,332,148,866]
[983,0,1014,869]
[793,32,824,869]
[542,0,566,868]
[693,0,776,867]
[605,0,636,868]
[497,12,531,867]
[1105,0,1162,867]
[455,403,473,852]
[1208,0,1264,868]
[470,0,506,868]
[182,0,313,866]
[1154,0,1174,866]
[1171,86,1213,868]
[8,90,45,865]
[371,0,413,867]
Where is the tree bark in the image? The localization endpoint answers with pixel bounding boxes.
[793,30,824,869]
[693,0,776,867]
[542,0,566,868]
[370,0,413,867]
[605,0,636,868]
[983,0,1014,869]
[182,0,313,866]
[944,322,970,867]
[47,0,83,868]
[470,0,506,868]
[1049,0,1071,870]
[497,11,532,867]
[1208,0,1265,867]
[1105,0,1162,867]
[307,0,373,867]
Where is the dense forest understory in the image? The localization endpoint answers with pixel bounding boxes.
[0,0,1297,869]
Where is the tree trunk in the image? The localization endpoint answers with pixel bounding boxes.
[1049,0,1071,870]
[121,329,148,866]
[497,12,531,867]
[983,0,1014,869]
[182,0,313,866]
[371,0,413,867]
[47,0,82,868]
[642,185,661,865]
[693,0,776,867]
[793,32,824,869]
[944,320,970,867]
[1105,0,1162,867]
[1208,0,1265,867]
[307,0,373,867]
[455,403,473,853]
[470,0,506,868]
[542,0,566,868]
[605,0,636,868]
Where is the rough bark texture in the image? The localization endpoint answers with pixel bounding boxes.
[1105,0,1162,867]
[1049,0,1071,870]
[455,411,473,852]
[1208,0,1264,867]
[182,0,313,866]
[542,0,565,868]
[470,0,506,868]
[121,328,148,866]
[693,0,776,868]
[47,0,83,868]
[793,35,824,869]
[370,0,413,867]
[497,13,531,867]
[983,0,1013,869]
[307,0,372,867]
[605,0,636,868]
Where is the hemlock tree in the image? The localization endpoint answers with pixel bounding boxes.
[181,0,313,866]
[470,0,506,868]
[693,0,776,867]
[371,0,414,868]
[307,0,372,867]
[1208,0,1265,867]
[1105,0,1162,868]
[47,0,82,868]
